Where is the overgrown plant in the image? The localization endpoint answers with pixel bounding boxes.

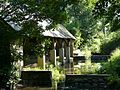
[98,48,120,88]
[74,63,101,74]
[100,31,120,54]
[8,63,21,90]
[47,65,64,83]
[74,30,83,49]
[23,64,65,88]
[0,0,79,89]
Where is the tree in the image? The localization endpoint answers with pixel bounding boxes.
[98,49,120,88]
[93,0,120,32]
[64,0,106,53]
[100,31,120,54]
[94,1,120,87]
[0,18,17,89]
[93,0,120,54]
[65,0,96,41]
[0,0,78,89]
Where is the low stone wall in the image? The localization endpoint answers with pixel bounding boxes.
[91,55,110,63]
[20,71,52,87]
[64,74,110,90]
[73,56,86,64]
[73,55,110,64]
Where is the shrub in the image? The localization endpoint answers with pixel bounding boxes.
[100,31,120,54]
[23,64,65,86]
[74,63,101,74]
[98,48,120,88]
[47,64,64,82]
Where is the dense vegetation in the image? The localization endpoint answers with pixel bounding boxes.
[98,49,120,88]
[93,0,120,88]
[0,0,120,89]
[64,0,120,54]
[0,0,78,89]
[93,0,120,54]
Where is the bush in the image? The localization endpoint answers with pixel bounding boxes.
[98,48,120,88]
[23,64,65,86]
[100,31,120,54]
[47,64,64,82]
[74,63,101,74]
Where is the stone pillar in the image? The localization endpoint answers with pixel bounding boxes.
[66,40,71,69]
[59,41,64,67]
[38,54,45,70]
[37,43,45,70]
[50,41,56,66]
[70,41,74,57]
[70,41,74,69]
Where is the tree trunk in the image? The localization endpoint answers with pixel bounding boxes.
[0,20,12,89]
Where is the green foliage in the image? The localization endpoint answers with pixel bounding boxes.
[48,65,64,82]
[89,31,106,53]
[1,0,79,29]
[65,0,95,43]
[0,0,79,88]
[65,0,107,51]
[93,0,120,55]
[100,31,120,54]
[0,18,16,89]
[8,63,21,89]
[0,62,21,89]
[98,49,120,87]
[74,31,83,49]
[74,63,101,74]
[23,64,65,89]
[23,64,65,83]
[93,0,120,32]
[90,38,101,53]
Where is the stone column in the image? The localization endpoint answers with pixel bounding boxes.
[59,41,64,67]
[70,41,74,57]
[50,40,57,66]
[66,40,71,69]
[38,54,45,70]
[37,44,45,70]
[70,41,74,70]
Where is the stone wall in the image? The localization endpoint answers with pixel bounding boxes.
[73,55,110,64]
[91,55,110,63]
[64,74,111,90]
[20,71,52,87]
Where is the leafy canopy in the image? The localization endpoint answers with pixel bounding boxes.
[1,0,78,29]
[0,0,78,89]
[93,0,120,32]
[93,0,120,54]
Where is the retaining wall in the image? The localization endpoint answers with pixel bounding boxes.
[64,74,111,90]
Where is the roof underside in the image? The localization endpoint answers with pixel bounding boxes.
[42,24,75,40]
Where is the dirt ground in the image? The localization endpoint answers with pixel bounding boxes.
[16,87,55,90]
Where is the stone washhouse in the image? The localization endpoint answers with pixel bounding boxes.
[24,24,76,69]
[0,18,75,70]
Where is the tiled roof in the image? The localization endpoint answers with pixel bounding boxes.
[43,24,75,40]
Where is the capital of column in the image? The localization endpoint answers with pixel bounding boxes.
[53,39,57,49]
[62,41,64,48]
[53,42,56,49]
[66,40,71,47]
